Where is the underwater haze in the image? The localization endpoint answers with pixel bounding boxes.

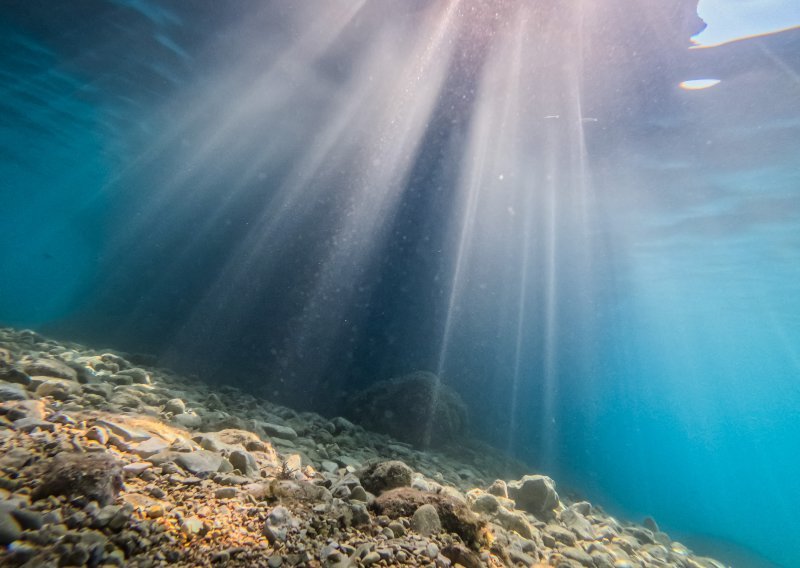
[2,1,799,566]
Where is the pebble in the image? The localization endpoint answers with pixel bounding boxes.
[146,505,165,518]
[362,551,381,565]
[123,462,152,477]
[12,417,55,432]
[215,487,237,499]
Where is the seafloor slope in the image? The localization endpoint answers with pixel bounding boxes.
[0,327,727,567]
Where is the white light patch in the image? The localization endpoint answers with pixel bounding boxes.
[680,79,721,90]
[693,0,800,47]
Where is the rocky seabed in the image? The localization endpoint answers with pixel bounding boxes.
[0,327,728,567]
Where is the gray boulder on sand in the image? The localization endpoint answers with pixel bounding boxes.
[345,371,468,448]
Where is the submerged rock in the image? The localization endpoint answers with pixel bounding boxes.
[175,450,233,475]
[345,371,468,448]
[0,510,22,546]
[0,383,29,402]
[24,358,77,381]
[31,452,124,506]
[356,460,413,495]
[411,503,442,536]
[507,474,560,516]
[371,487,484,546]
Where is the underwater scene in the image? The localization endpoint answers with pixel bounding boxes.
[1,1,799,567]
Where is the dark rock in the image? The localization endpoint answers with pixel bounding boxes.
[0,383,29,402]
[357,460,413,495]
[214,487,237,499]
[349,502,371,527]
[0,364,30,386]
[624,524,656,545]
[442,543,483,568]
[12,417,55,432]
[507,474,560,516]
[82,383,113,399]
[229,450,259,477]
[24,358,78,381]
[0,510,22,545]
[330,416,355,434]
[345,371,468,447]
[643,516,659,532]
[545,523,577,546]
[371,487,484,546]
[31,452,124,506]
[10,509,44,530]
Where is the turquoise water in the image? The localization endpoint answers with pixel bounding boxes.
[2,2,799,566]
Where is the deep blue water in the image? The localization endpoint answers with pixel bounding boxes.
[2,2,799,566]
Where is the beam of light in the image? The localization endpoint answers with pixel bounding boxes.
[680,79,721,90]
[283,0,464,370]
[104,0,370,260]
[164,1,464,372]
[102,1,374,331]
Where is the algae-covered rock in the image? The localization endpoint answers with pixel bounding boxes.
[345,371,468,448]
[356,460,413,495]
[371,487,484,547]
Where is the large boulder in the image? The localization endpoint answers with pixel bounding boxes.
[345,371,468,448]
[357,460,413,495]
[507,474,560,517]
[31,452,124,506]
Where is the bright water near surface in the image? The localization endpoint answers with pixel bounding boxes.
[2,1,799,566]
